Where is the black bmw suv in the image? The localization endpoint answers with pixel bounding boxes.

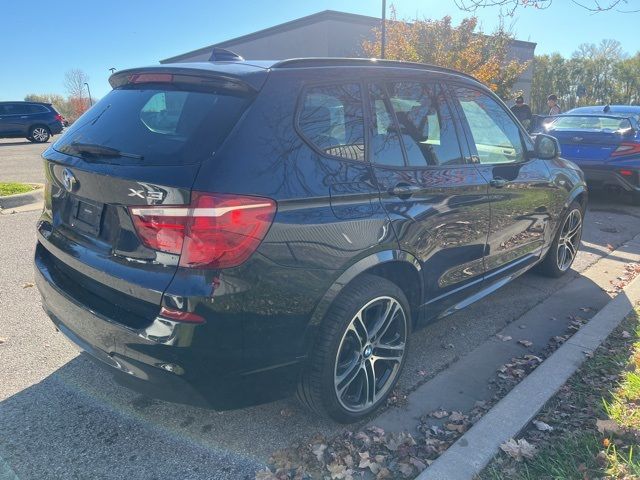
[0,101,64,142]
[35,57,587,422]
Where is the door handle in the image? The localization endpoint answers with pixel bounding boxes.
[389,183,421,198]
[20,116,28,119]
[489,178,509,188]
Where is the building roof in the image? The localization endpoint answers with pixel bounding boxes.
[160,9,536,64]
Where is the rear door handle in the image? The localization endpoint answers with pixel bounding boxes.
[389,183,421,198]
[489,178,509,188]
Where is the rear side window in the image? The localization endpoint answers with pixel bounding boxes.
[298,84,365,161]
[1,104,28,115]
[53,86,253,166]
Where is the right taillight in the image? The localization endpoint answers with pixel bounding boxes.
[55,114,64,122]
[129,192,276,269]
[611,142,640,157]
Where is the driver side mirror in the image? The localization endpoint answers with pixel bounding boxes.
[532,134,560,160]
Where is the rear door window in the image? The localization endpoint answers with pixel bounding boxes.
[385,82,464,167]
[53,86,253,166]
[297,83,366,161]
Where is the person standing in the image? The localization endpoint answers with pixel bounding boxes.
[510,96,533,129]
[547,94,561,116]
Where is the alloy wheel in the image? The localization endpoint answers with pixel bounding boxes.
[556,208,582,272]
[334,296,407,413]
[31,127,49,142]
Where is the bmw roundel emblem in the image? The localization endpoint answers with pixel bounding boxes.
[61,168,77,192]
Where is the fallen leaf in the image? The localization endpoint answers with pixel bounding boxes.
[0,337,6,345]
[532,420,553,431]
[279,408,294,418]
[606,244,614,251]
[496,334,512,342]
[22,282,34,288]
[255,468,278,480]
[596,419,623,435]
[445,423,467,433]
[449,411,466,422]
[311,443,327,463]
[500,438,537,461]
[518,340,533,348]
[430,409,449,419]
[397,462,414,477]
[409,457,427,472]
[418,369,428,376]
[376,467,392,479]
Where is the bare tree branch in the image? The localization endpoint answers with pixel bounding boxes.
[63,69,89,99]
[454,0,640,14]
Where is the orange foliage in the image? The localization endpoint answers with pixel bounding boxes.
[362,7,528,98]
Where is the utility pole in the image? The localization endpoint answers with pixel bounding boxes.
[84,82,93,106]
[381,0,387,59]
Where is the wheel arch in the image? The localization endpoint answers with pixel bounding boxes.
[308,250,423,330]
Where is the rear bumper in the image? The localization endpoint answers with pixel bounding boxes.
[34,241,302,409]
[580,166,640,192]
[49,121,64,135]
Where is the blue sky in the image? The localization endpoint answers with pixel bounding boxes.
[0,0,637,101]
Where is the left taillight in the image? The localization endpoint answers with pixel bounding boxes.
[55,114,64,122]
[129,192,276,269]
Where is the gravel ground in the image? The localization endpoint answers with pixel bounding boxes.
[1,140,640,479]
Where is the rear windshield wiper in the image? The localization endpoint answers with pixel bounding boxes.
[58,142,143,162]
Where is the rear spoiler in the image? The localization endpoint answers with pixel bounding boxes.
[109,66,260,94]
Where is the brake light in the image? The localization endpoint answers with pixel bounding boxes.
[129,192,276,269]
[55,114,64,122]
[159,307,205,324]
[611,143,640,157]
[619,169,634,177]
[128,73,174,84]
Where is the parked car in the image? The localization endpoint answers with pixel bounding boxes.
[540,105,640,205]
[34,56,587,422]
[0,101,64,143]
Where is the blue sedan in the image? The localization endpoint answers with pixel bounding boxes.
[541,105,640,205]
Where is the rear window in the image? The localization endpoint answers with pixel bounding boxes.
[548,115,632,133]
[53,86,252,165]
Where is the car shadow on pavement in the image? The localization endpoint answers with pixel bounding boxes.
[0,141,34,147]
[0,270,620,480]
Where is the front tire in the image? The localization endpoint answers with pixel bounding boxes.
[536,201,584,277]
[29,126,50,143]
[297,274,410,423]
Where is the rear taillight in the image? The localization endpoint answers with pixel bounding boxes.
[55,114,63,122]
[129,192,276,269]
[611,143,640,157]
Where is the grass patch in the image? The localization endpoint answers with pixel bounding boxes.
[0,182,34,197]
[481,306,640,480]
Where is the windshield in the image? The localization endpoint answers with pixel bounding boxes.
[53,86,252,165]
[546,115,632,133]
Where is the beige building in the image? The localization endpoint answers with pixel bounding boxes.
[161,10,536,99]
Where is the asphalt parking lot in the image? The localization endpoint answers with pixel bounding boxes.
[2,139,640,479]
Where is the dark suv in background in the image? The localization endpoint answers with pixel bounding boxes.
[35,56,587,422]
[0,101,64,143]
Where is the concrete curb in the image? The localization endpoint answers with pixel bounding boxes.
[417,274,640,480]
[0,183,43,210]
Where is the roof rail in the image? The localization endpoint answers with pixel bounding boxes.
[270,57,479,81]
[209,47,244,62]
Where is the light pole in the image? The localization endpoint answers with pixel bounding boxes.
[381,0,387,59]
[84,82,93,106]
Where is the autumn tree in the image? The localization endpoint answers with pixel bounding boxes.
[362,9,529,98]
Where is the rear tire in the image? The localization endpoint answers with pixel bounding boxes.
[296,274,410,423]
[536,201,584,278]
[29,126,50,143]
